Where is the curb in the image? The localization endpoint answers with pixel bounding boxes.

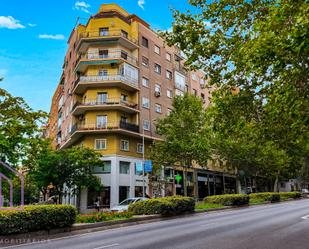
[0,198,304,247]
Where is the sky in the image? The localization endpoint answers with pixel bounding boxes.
[0,0,194,112]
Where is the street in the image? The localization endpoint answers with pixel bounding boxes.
[5,199,309,249]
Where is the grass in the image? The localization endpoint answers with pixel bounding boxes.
[195,202,225,210]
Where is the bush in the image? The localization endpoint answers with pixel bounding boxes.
[204,194,249,206]
[279,192,301,201]
[128,196,195,216]
[76,211,133,223]
[0,204,77,235]
[249,192,280,203]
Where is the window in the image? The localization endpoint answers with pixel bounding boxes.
[95,139,107,150]
[201,93,205,103]
[99,50,108,58]
[142,37,149,48]
[119,186,130,203]
[87,187,110,208]
[199,78,205,86]
[166,70,172,80]
[142,56,149,67]
[137,143,144,153]
[155,84,161,94]
[96,115,107,128]
[154,63,161,74]
[121,30,128,38]
[120,140,129,151]
[175,89,184,96]
[119,161,130,174]
[142,77,149,87]
[191,73,197,81]
[167,89,173,98]
[120,94,127,102]
[121,50,128,60]
[175,71,186,90]
[166,52,171,61]
[97,92,108,104]
[143,120,150,131]
[98,69,108,76]
[92,160,111,174]
[154,45,160,54]
[193,89,198,96]
[155,104,162,113]
[142,97,150,109]
[99,27,109,36]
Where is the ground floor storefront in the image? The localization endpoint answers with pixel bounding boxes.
[62,155,148,213]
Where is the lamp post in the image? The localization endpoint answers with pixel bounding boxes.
[142,128,145,198]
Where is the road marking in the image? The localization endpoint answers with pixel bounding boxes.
[200,222,216,227]
[93,244,120,249]
[301,215,309,220]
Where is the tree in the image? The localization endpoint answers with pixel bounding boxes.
[28,142,104,203]
[0,88,46,165]
[151,94,210,196]
[163,0,309,191]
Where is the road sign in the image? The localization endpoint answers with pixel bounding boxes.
[144,160,152,172]
[135,162,143,173]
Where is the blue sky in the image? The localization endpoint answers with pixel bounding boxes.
[0,0,193,112]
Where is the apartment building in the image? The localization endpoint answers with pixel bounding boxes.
[48,3,234,212]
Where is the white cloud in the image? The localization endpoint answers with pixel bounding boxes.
[0,16,25,29]
[0,69,7,77]
[38,34,65,40]
[28,23,37,27]
[74,1,91,13]
[138,0,145,9]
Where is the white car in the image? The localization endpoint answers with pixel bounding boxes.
[110,197,149,212]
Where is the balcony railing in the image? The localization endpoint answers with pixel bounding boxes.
[78,29,138,45]
[73,121,139,133]
[76,74,138,87]
[75,98,138,109]
[79,50,138,66]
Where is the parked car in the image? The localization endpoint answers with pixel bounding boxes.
[110,197,149,212]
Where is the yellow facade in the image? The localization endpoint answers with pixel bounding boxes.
[72,3,142,159]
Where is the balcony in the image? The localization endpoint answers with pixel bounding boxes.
[75,50,138,73]
[72,98,139,115]
[73,74,139,94]
[77,30,139,52]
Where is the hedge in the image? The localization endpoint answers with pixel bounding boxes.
[128,196,195,216]
[0,205,77,235]
[204,194,249,206]
[249,192,281,203]
[76,211,133,223]
[279,192,302,201]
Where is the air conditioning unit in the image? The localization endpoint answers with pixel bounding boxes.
[154,91,161,97]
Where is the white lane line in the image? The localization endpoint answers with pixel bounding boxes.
[200,222,216,227]
[93,244,120,249]
[301,215,309,220]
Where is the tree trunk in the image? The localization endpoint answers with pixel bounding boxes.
[236,178,242,194]
[183,167,188,196]
[273,174,279,192]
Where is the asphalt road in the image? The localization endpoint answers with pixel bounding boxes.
[4,199,309,249]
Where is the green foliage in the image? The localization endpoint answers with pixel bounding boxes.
[204,194,249,206]
[128,196,195,216]
[0,88,47,165]
[279,192,302,201]
[150,94,210,195]
[249,192,280,203]
[162,0,309,189]
[28,142,104,202]
[0,205,77,235]
[195,202,225,210]
[76,211,133,223]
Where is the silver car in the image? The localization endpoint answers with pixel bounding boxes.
[110,197,149,212]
